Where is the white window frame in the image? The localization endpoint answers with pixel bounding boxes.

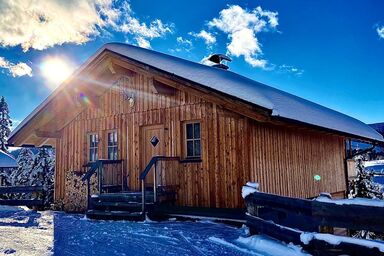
[107,130,118,160]
[88,133,99,162]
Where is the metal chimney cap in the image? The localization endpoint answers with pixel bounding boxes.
[211,63,229,70]
[208,54,232,64]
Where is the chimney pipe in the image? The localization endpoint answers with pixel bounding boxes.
[208,54,232,70]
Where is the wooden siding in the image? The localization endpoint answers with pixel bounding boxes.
[54,68,347,209]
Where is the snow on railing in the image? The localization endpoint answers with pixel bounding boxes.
[315,195,384,207]
[241,182,259,199]
[300,232,384,253]
[243,186,384,256]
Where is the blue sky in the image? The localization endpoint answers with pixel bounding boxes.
[0,0,383,127]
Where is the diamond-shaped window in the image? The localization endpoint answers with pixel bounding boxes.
[150,136,160,147]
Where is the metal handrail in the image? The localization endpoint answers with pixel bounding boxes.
[82,159,122,181]
[139,156,181,213]
[82,159,123,208]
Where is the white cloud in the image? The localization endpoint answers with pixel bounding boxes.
[189,30,216,45]
[119,15,173,49]
[200,56,213,66]
[377,26,384,39]
[0,0,118,51]
[177,37,192,47]
[254,6,278,28]
[208,5,278,68]
[277,64,304,76]
[172,36,193,52]
[0,57,32,77]
[135,37,151,49]
[0,0,172,51]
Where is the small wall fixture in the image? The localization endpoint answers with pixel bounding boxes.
[116,76,136,107]
[120,89,136,107]
[128,95,135,108]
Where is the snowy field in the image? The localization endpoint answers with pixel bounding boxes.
[0,206,308,256]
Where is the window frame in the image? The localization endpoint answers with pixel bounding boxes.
[106,130,118,160]
[88,133,99,162]
[183,121,202,159]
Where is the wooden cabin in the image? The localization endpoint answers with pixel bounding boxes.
[8,43,383,216]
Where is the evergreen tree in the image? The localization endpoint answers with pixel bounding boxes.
[11,148,34,186]
[30,148,55,204]
[0,96,12,151]
[348,156,384,199]
[349,156,384,240]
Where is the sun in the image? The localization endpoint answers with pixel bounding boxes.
[40,57,74,89]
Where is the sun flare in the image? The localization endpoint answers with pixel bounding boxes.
[40,57,74,89]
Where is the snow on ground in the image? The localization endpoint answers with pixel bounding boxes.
[0,206,307,256]
[300,233,384,252]
[0,206,53,255]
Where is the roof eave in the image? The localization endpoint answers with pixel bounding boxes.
[8,46,112,145]
[271,116,384,144]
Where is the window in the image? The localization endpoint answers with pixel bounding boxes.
[89,134,99,162]
[185,122,201,158]
[107,131,118,160]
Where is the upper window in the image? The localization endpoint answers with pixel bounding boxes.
[107,131,118,160]
[89,134,99,162]
[185,122,201,158]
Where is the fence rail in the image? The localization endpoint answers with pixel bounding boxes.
[246,214,384,256]
[0,186,44,194]
[244,190,384,256]
[0,185,44,206]
[245,191,384,233]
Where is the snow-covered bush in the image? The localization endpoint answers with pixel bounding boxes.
[348,156,384,240]
[30,148,55,205]
[2,147,55,207]
[0,167,13,186]
[11,148,34,186]
[348,156,384,200]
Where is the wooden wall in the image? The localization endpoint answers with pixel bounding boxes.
[55,68,347,209]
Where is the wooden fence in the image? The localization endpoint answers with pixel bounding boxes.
[244,190,384,256]
[0,186,44,207]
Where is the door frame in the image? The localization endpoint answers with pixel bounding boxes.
[140,124,165,181]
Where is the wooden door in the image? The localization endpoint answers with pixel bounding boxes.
[140,125,165,185]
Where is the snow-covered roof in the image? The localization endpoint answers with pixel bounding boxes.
[0,150,18,168]
[370,123,384,136]
[9,43,384,143]
[102,43,383,142]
